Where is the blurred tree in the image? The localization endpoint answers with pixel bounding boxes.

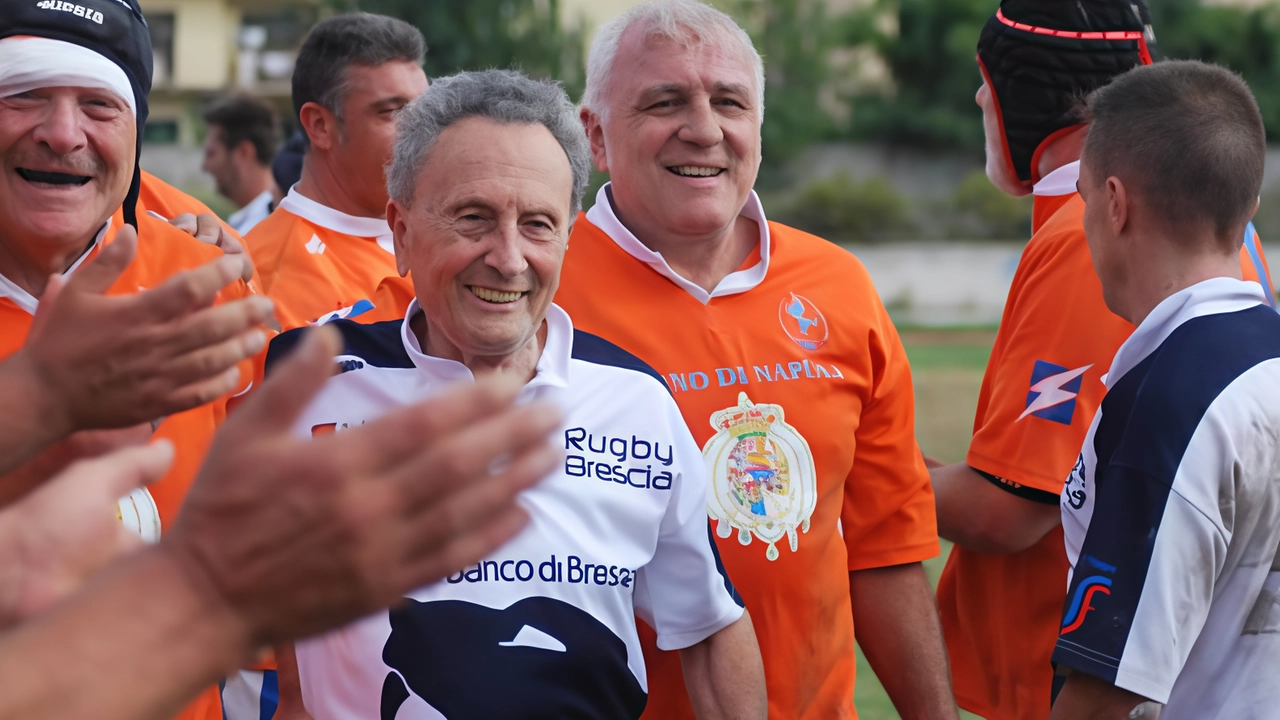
[327,0,586,96]
[724,0,842,173]
[1148,0,1280,142]
[848,0,986,151]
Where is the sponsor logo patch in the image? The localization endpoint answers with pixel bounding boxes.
[778,293,828,351]
[1019,360,1091,425]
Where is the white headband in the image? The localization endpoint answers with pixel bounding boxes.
[0,36,135,118]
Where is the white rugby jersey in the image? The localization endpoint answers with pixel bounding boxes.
[1055,278,1280,718]
[266,301,744,720]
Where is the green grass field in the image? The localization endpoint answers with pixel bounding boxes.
[851,329,995,720]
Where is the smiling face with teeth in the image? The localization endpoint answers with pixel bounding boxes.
[582,24,761,249]
[0,85,133,285]
[389,116,574,378]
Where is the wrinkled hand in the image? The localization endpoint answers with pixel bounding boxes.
[169,213,254,283]
[0,424,153,508]
[0,442,173,629]
[16,223,274,439]
[162,326,562,648]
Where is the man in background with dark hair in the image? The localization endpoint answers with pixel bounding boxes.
[1052,59,1280,720]
[202,94,279,234]
[929,2,1274,718]
[244,13,426,330]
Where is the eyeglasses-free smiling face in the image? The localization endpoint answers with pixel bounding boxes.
[391,117,575,368]
[590,25,761,241]
[0,85,134,263]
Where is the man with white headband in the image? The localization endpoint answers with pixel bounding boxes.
[0,1,275,717]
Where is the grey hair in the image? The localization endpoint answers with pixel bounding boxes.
[387,69,593,217]
[581,0,765,119]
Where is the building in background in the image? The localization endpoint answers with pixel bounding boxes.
[138,0,316,209]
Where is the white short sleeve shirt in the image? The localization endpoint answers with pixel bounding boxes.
[269,302,744,720]
[1055,278,1280,718]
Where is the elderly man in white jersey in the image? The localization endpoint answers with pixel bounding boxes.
[1050,60,1280,720]
[554,1,956,718]
[268,68,766,720]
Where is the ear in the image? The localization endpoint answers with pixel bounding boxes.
[387,199,411,277]
[1106,176,1129,237]
[299,101,337,152]
[580,107,609,174]
[233,139,257,166]
[1251,195,1261,221]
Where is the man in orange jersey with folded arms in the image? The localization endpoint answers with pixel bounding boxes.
[555,1,958,718]
[929,2,1273,719]
[244,13,427,329]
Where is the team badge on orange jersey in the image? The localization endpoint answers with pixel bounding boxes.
[779,293,828,351]
[703,392,818,561]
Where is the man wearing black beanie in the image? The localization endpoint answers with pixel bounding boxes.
[0,2,277,718]
[927,2,1275,719]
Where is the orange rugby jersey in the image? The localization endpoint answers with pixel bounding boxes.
[556,186,940,720]
[938,161,1273,720]
[0,214,256,720]
[244,187,413,330]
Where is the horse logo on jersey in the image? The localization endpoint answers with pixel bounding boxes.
[778,293,828,351]
[702,392,818,561]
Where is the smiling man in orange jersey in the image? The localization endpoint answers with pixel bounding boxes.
[0,1,278,718]
[929,2,1274,719]
[554,2,958,718]
[244,14,427,330]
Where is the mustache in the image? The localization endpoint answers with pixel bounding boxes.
[12,146,107,177]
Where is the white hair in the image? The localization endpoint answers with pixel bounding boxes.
[581,0,765,119]
[388,69,592,216]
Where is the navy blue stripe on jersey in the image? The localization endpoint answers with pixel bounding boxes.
[265,319,411,377]
[1053,305,1280,683]
[572,329,670,392]
[706,522,744,608]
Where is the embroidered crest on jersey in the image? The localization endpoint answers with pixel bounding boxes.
[1019,360,1092,424]
[778,293,828,351]
[703,392,818,561]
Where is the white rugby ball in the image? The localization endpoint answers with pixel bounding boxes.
[117,487,162,543]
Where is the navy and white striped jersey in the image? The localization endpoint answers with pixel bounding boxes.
[267,302,744,720]
[1054,278,1280,718]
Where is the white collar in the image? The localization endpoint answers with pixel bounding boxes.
[398,299,572,392]
[0,222,109,315]
[1033,161,1080,197]
[1103,277,1268,388]
[278,186,393,241]
[583,182,771,304]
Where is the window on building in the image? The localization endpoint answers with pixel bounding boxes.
[148,13,175,87]
[142,120,179,145]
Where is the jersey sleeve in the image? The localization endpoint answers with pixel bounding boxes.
[1052,463,1227,704]
[967,221,1130,494]
[842,301,940,571]
[633,392,745,651]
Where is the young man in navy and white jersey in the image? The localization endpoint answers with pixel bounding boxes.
[1050,60,1280,720]
[266,69,766,720]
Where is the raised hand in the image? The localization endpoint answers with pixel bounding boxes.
[3,224,273,474]
[0,441,172,628]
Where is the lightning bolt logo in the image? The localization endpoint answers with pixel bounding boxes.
[1018,361,1092,423]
